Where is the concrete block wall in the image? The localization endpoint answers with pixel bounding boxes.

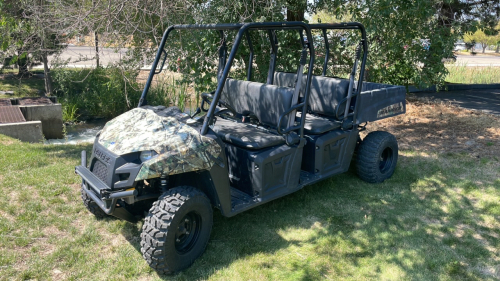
[19,104,64,139]
[0,121,43,142]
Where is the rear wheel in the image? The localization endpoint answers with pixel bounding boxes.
[140,186,213,274]
[356,131,398,183]
[80,188,108,219]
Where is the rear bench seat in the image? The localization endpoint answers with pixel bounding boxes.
[211,78,295,150]
[273,72,349,134]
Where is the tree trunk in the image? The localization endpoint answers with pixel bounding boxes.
[496,43,499,53]
[95,31,100,68]
[286,1,305,21]
[17,53,30,77]
[41,52,53,96]
[93,0,99,68]
[482,43,487,53]
[287,9,304,21]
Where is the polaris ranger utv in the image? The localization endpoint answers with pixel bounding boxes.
[76,22,406,274]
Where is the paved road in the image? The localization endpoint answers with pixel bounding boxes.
[49,46,129,67]
[45,46,130,67]
[455,54,500,66]
[26,46,499,68]
[413,88,500,115]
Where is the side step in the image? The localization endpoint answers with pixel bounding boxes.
[230,187,255,213]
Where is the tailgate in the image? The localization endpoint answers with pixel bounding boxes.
[355,82,406,124]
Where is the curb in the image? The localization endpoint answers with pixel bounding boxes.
[408,84,500,93]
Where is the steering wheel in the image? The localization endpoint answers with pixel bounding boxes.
[200,91,238,117]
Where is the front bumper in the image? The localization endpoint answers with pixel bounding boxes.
[76,149,141,222]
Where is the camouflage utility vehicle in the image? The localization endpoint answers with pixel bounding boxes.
[76,22,406,273]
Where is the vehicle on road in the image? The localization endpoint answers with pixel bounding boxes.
[76,21,406,274]
[454,42,466,51]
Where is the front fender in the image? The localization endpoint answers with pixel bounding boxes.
[96,106,223,180]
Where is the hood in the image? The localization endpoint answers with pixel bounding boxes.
[98,106,222,180]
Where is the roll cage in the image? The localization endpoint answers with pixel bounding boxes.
[138,21,368,139]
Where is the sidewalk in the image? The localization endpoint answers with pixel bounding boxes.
[412,88,500,115]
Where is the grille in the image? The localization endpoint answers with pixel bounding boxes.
[92,160,108,183]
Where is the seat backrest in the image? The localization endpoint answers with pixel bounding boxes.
[273,72,349,119]
[221,78,295,128]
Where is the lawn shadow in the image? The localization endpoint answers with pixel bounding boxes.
[413,89,500,116]
[40,143,93,159]
[117,151,500,279]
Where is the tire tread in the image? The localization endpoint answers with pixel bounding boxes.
[140,186,211,274]
[356,131,398,183]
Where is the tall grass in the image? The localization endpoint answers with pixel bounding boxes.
[446,65,500,84]
[61,104,80,123]
[148,76,192,113]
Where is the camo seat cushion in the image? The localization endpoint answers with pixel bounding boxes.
[212,118,285,150]
[296,112,341,135]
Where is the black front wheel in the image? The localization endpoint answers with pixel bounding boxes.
[356,131,398,183]
[140,186,213,274]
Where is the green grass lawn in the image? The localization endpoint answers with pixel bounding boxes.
[1,134,499,280]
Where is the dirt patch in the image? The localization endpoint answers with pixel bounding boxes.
[362,96,500,158]
[0,99,12,106]
[0,138,17,145]
[18,97,53,105]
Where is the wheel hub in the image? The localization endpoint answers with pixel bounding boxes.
[175,212,201,254]
[379,147,393,174]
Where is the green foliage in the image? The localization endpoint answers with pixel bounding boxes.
[0,0,68,73]
[464,29,498,53]
[147,77,191,113]
[160,2,290,96]
[52,67,142,119]
[322,0,458,88]
[62,104,80,123]
[52,67,194,120]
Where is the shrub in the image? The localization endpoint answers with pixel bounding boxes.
[52,66,142,120]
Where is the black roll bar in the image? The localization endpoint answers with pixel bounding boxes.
[309,22,368,101]
[321,28,329,76]
[138,22,309,108]
[218,30,228,82]
[199,22,315,136]
[138,25,175,107]
[245,31,254,81]
[266,30,278,84]
[138,22,367,136]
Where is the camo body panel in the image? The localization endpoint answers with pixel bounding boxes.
[97,106,222,180]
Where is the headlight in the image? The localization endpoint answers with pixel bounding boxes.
[140,150,158,162]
